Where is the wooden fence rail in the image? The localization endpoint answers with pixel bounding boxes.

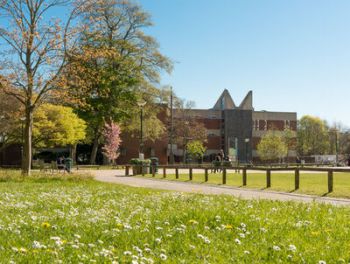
[124,164,350,194]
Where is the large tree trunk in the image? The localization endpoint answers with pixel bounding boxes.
[70,144,77,165]
[90,134,100,165]
[22,107,33,175]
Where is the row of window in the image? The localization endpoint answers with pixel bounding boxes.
[253,120,293,131]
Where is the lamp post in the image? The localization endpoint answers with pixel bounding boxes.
[137,101,147,159]
[245,138,250,164]
[169,87,175,164]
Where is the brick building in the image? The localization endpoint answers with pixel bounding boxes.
[118,89,297,164]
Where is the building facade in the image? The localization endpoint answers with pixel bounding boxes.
[118,89,297,164]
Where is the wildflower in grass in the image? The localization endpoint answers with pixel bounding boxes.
[144,248,152,253]
[235,238,241,245]
[224,224,233,229]
[124,251,132,256]
[273,245,281,251]
[155,238,162,243]
[156,226,163,230]
[11,247,18,252]
[204,238,211,244]
[41,222,51,228]
[19,247,27,253]
[32,241,46,249]
[189,245,196,249]
[260,228,267,233]
[318,261,326,264]
[288,244,297,252]
[160,253,167,261]
[244,250,250,254]
[188,219,198,225]
[239,233,246,238]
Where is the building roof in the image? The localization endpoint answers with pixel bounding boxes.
[212,89,253,110]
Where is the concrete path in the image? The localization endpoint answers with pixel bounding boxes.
[88,170,350,207]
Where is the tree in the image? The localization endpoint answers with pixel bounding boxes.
[0,0,81,174]
[64,0,172,164]
[282,128,296,161]
[0,88,24,149]
[297,115,330,156]
[101,122,122,164]
[172,99,207,162]
[257,131,288,162]
[186,140,206,162]
[33,104,86,150]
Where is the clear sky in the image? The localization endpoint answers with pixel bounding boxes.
[139,0,350,127]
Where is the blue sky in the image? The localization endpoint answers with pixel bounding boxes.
[139,0,350,127]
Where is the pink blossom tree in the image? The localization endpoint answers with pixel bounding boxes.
[102,122,122,164]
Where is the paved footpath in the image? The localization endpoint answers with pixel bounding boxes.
[88,170,350,206]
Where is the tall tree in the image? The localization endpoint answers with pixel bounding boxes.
[0,0,80,174]
[297,115,330,156]
[173,99,207,162]
[65,0,172,164]
[257,131,288,163]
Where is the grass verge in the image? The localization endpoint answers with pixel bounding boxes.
[0,171,349,263]
[140,171,350,198]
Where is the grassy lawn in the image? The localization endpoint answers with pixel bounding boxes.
[141,171,350,198]
[0,170,350,263]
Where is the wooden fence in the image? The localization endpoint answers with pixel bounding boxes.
[125,165,350,194]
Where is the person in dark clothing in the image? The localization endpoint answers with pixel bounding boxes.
[57,156,65,171]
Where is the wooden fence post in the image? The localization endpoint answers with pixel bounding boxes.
[175,168,179,179]
[152,165,155,177]
[328,170,333,193]
[125,165,129,176]
[163,167,166,178]
[205,168,209,182]
[222,168,227,184]
[266,169,271,188]
[243,168,247,186]
[294,168,300,190]
[189,168,193,181]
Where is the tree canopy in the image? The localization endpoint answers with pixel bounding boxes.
[297,115,330,156]
[257,131,288,162]
[33,104,86,148]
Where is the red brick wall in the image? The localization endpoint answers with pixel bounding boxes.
[197,119,221,129]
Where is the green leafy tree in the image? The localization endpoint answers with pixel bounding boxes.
[186,140,206,162]
[257,131,288,162]
[297,115,330,156]
[33,104,86,150]
[65,0,172,164]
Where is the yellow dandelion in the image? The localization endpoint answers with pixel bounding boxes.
[188,219,198,225]
[116,223,124,229]
[224,224,233,229]
[41,222,51,228]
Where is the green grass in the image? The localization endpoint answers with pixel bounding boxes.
[0,171,350,263]
[141,171,350,198]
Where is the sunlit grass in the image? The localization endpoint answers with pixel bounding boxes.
[0,173,350,263]
[141,171,350,198]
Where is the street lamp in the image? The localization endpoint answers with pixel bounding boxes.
[137,101,147,159]
[245,138,250,163]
